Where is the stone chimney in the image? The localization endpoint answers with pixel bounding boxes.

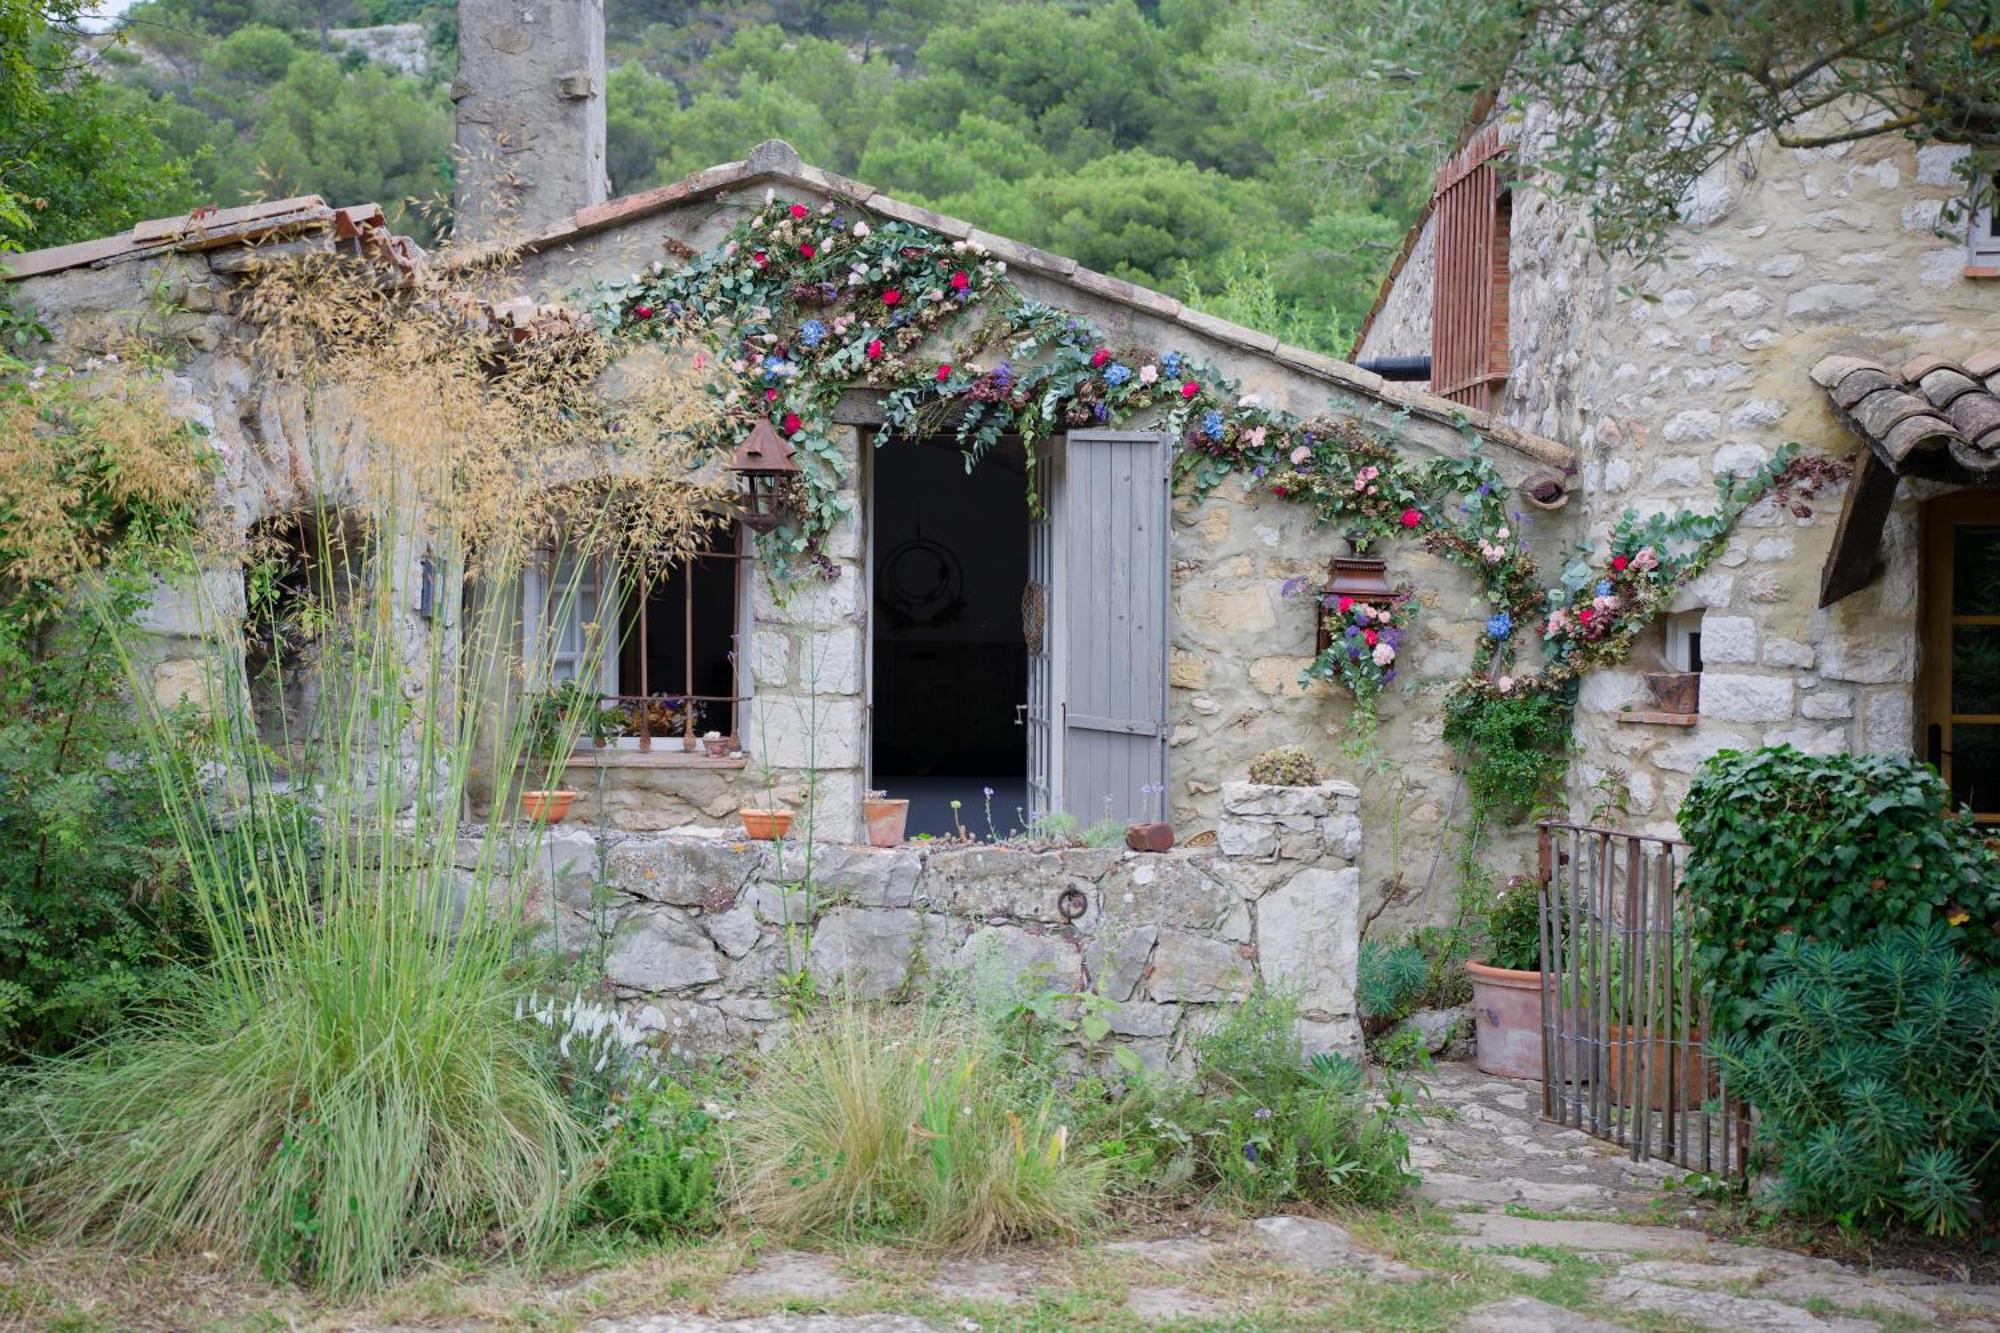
[451,0,608,243]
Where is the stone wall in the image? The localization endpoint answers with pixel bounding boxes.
[1357,105,1995,836]
[463,780,1365,1069]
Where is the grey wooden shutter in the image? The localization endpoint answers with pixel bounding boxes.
[1061,430,1169,824]
[1025,445,1056,821]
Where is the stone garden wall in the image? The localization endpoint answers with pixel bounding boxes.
[463,780,1365,1069]
[1357,101,1995,837]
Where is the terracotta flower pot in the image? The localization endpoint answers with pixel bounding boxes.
[740,808,794,841]
[522,789,576,824]
[861,796,909,847]
[1467,960,1546,1080]
[1605,1024,1709,1112]
[703,736,733,758]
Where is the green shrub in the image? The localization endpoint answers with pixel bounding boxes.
[579,1082,720,1237]
[1357,939,1430,1030]
[0,576,204,1054]
[1441,687,1571,825]
[1711,926,2000,1236]
[1683,746,2000,1036]
[1099,989,1414,1207]
[724,1006,1104,1250]
[1479,876,1543,972]
[1247,745,1321,786]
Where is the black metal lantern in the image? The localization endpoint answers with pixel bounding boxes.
[728,419,800,534]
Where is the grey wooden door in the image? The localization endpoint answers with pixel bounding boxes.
[1024,444,1056,821]
[1060,430,1169,824]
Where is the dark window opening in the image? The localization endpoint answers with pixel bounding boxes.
[616,546,743,743]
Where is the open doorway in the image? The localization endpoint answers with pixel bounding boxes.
[870,437,1028,837]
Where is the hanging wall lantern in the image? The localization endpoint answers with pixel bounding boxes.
[728,418,800,534]
[1315,532,1395,654]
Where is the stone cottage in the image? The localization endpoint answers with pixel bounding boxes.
[1356,105,2000,834]
[2,2,1582,914]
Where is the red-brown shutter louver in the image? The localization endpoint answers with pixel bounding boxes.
[1429,127,1511,412]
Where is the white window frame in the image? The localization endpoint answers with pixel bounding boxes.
[520,545,619,694]
[1664,610,1703,674]
[1969,176,2000,268]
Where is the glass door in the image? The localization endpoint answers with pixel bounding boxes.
[1925,492,2000,823]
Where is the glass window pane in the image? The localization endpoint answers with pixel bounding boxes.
[1948,723,2000,818]
[1952,625,2000,714]
[1951,524,2000,615]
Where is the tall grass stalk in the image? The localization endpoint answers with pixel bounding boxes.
[0,505,616,1294]
[726,1006,1103,1251]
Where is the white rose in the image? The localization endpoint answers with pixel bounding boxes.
[1371,642,1396,667]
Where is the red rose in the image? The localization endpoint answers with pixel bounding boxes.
[781,412,803,436]
[1578,606,1594,625]
[1612,554,1630,572]
[1091,348,1110,368]
[1180,381,1199,400]
[882,288,902,305]
[936,363,952,382]
[1364,629,1379,646]
[799,242,816,258]
[765,388,778,402]
[1337,596,1354,613]
[633,304,654,320]
[866,338,884,359]
[950,270,970,291]
[753,251,768,267]
[1400,508,1422,528]
[789,203,808,220]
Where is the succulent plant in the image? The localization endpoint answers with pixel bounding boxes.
[1247,745,1321,786]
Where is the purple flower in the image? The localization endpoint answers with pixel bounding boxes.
[1282,576,1308,598]
[1093,401,1110,421]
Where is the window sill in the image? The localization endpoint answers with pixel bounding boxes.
[1615,710,1699,727]
[560,749,749,770]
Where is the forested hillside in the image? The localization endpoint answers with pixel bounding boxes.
[1,0,1468,351]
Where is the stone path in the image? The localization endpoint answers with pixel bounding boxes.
[570,1061,2000,1332]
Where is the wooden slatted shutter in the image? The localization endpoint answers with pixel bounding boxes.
[1060,430,1169,823]
[1430,126,1511,412]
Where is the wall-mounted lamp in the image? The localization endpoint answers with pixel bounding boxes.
[728,418,801,534]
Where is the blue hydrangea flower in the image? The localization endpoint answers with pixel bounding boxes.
[1104,363,1132,386]
[1486,611,1513,640]
[798,319,827,348]
[1596,579,1613,597]
[1162,350,1184,376]
[1202,409,1226,440]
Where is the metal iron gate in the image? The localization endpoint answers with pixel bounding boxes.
[1537,822,1748,1178]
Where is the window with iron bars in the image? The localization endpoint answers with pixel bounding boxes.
[521,530,747,751]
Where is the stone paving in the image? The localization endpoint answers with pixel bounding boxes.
[574,1061,2000,1332]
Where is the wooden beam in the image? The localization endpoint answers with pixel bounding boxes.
[1818,449,1901,607]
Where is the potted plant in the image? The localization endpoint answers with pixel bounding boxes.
[702,730,732,758]
[861,789,909,846]
[1601,933,1708,1112]
[521,686,583,824]
[1466,876,1548,1079]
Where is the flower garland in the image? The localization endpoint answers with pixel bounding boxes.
[1303,586,1417,756]
[585,193,1844,810]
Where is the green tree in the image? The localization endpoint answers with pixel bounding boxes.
[1241,0,2000,260]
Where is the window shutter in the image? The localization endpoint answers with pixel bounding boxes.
[1430,127,1510,412]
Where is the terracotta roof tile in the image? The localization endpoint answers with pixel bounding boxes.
[1814,348,2000,479]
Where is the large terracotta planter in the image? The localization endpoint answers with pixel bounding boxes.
[1467,960,1545,1080]
[522,789,576,824]
[740,808,794,841]
[861,796,909,847]
[1605,1024,1709,1111]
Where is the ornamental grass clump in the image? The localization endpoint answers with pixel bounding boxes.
[0,535,596,1294]
[725,1006,1103,1251]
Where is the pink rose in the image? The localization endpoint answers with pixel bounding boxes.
[1180,381,1200,400]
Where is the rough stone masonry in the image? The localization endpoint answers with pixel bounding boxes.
[462,781,1365,1069]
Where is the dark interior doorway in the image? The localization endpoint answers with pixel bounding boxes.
[871,437,1028,837]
